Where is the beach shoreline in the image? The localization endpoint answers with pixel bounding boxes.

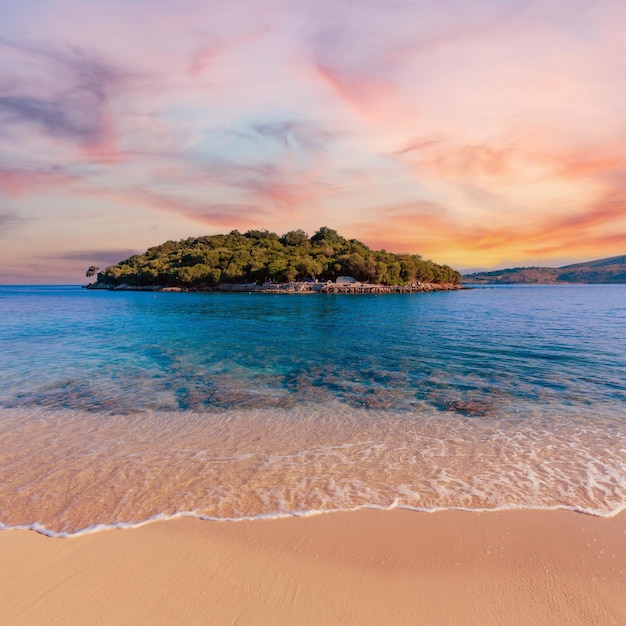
[1,508,624,625]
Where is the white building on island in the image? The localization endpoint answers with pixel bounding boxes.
[336,276,359,285]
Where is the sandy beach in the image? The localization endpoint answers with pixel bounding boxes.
[1,508,624,625]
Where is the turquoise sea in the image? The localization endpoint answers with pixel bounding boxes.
[1,284,625,536]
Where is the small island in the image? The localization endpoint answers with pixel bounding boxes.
[87,227,461,293]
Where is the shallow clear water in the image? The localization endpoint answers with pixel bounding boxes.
[1,284,625,535]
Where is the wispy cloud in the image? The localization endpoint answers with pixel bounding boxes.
[0,212,24,238]
[0,165,78,197]
[252,119,337,153]
[109,186,272,229]
[43,249,142,265]
[188,26,270,76]
[0,38,138,161]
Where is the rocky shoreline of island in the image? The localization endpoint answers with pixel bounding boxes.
[85,279,463,294]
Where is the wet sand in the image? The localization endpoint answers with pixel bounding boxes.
[1,509,625,625]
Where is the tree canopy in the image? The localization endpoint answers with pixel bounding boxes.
[93,228,461,288]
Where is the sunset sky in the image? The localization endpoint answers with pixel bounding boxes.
[1,0,625,283]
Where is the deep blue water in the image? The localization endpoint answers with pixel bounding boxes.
[1,284,625,534]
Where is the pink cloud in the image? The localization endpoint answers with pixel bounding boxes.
[0,166,77,197]
[313,63,398,120]
[189,42,223,77]
[189,26,269,76]
[392,137,517,180]
[136,192,270,229]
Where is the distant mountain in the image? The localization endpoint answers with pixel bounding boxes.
[462,255,626,284]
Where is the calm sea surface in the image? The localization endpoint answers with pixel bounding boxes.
[1,284,625,535]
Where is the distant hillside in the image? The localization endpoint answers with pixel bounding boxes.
[463,255,626,284]
[91,227,461,289]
